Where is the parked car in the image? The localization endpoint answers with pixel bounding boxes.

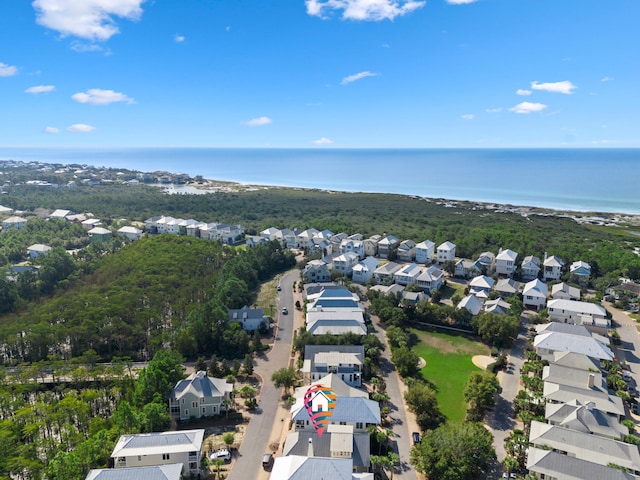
[262,452,274,469]
[281,307,288,315]
[210,448,231,461]
[412,432,421,445]
[277,285,282,291]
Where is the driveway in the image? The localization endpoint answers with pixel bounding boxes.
[229,268,298,480]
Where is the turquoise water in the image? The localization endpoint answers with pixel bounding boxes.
[1,147,638,214]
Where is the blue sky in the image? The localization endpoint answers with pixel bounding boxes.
[0,0,638,148]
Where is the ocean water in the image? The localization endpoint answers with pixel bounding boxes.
[1,147,639,214]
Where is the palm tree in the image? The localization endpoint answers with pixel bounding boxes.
[503,456,519,479]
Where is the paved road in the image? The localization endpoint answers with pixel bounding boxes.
[229,269,298,480]
[484,311,529,478]
[370,318,419,480]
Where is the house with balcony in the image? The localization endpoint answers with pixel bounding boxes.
[302,345,364,387]
[88,227,112,243]
[330,232,348,253]
[340,238,365,259]
[415,240,435,265]
[495,248,518,277]
[111,429,205,476]
[303,260,332,283]
[416,265,444,292]
[2,216,28,231]
[476,251,496,275]
[570,260,592,283]
[543,254,564,282]
[363,235,381,257]
[373,261,402,285]
[85,464,183,480]
[454,259,481,279]
[547,299,609,333]
[260,227,281,241]
[168,371,233,421]
[494,278,520,297]
[393,263,423,286]
[468,275,495,298]
[228,305,269,332]
[297,228,320,249]
[333,252,360,277]
[118,226,143,241]
[436,241,456,263]
[551,282,581,301]
[291,396,380,434]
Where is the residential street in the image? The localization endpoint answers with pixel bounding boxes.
[228,268,298,480]
[484,312,529,478]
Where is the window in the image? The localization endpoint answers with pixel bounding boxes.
[296,420,305,428]
[162,454,170,460]
[170,406,180,415]
[201,397,205,402]
[137,456,141,462]
[185,409,189,416]
[192,401,198,408]
[356,422,363,429]
[202,407,206,414]
[189,462,198,470]
[189,451,198,458]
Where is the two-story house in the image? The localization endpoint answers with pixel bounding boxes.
[304,260,332,283]
[396,240,416,262]
[302,345,365,386]
[495,248,518,277]
[339,239,365,260]
[377,235,399,259]
[351,257,380,285]
[520,255,541,281]
[436,241,456,263]
[363,235,381,257]
[416,265,444,292]
[415,240,435,265]
[168,371,233,421]
[543,254,564,282]
[523,278,548,311]
[333,252,360,277]
[393,263,423,286]
[228,305,269,332]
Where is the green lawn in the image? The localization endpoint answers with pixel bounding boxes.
[411,328,489,422]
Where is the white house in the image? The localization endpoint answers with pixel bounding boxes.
[494,278,520,297]
[292,396,380,433]
[468,275,495,298]
[351,257,380,285]
[393,263,423,286]
[437,241,456,263]
[543,254,564,282]
[520,255,541,281]
[551,282,580,301]
[228,305,269,332]
[169,372,233,421]
[416,266,444,292]
[415,240,435,265]
[304,260,332,283]
[476,252,496,274]
[306,310,367,336]
[522,279,548,311]
[117,226,143,241]
[246,235,269,248]
[457,295,483,316]
[81,218,102,230]
[270,455,373,480]
[330,233,349,253]
[340,238,365,259]
[85,464,183,480]
[50,209,73,220]
[2,216,28,231]
[27,244,52,258]
[302,345,365,387]
[111,429,205,475]
[333,252,360,277]
[495,248,518,277]
[373,262,402,284]
[547,299,609,332]
[484,298,511,315]
[297,228,320,249]
[260,227,280,241]
[277,228,298,249]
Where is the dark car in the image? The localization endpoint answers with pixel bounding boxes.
[262,452,274,469]
[412,432,421,445]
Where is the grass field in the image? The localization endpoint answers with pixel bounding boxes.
[411,327,489,423]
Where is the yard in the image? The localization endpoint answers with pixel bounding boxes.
[410,327,489,422]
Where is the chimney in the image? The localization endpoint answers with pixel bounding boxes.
[307,438,314,457]
[544,252,548,263]
[588,373,595,388]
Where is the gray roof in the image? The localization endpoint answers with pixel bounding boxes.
[228,305,266,321]
[494,278,520,294]
[548,298,607,317]
[527,447,640,480]
[294,374,368,399]
[529,420,640,471]
[552,351,601,371]
[306,319,367,336]
[534,331,613,360]
[545,400,628,439]
[542,363,604,389]
[309,299,361,310]
[270,455,355,480]
[170,371,232,401]
[85,464,183,480]
[543,382,625,416]
[283,430,370,468]
[112,430,204,457]
[292,396,381,425]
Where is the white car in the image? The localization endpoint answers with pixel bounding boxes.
[210,449,231,461]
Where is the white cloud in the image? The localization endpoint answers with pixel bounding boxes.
[306,0,425,21]
[174,34,185,43]
[516,89,532,96]
[67,123,96,132]
[312,137,334,145]
[32,0,145,42]
[0,62,18,77]
[461,114,475,120]
[341,71,377,85]
[25,85,55,94]
[446,0,478,4]
[601,76,613,82]
[70,41,106,53]
[509,102,548,114]
[531,80,577,94]
[245,116,273,127]
[485,107,502,113]
[44,126,60,134]
[72,88,134,105]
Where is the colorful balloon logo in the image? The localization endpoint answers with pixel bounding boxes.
[303,384,337,437]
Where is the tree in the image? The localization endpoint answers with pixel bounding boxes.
[391,346,419,378]
[134,349,185,407]
[223,432,235,448]
[142,399,171,432]
[503,456,519,479]
[404,381,442,431]
[463,371,500,421]
[471,313,519,348]
[271,366,300,395]
[242,353,254,376]
[411,422,496,480]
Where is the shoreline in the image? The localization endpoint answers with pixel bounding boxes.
[179,179,640,228]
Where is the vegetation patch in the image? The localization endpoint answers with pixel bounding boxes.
[411,328,488,422]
